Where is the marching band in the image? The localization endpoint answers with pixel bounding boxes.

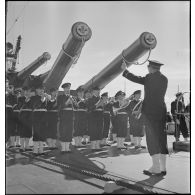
[5,79,190,158]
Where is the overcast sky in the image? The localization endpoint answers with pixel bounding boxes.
[6,1,190,111]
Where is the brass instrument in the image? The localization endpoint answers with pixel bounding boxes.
[132,99,143,119]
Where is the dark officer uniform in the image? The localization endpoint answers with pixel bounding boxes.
[171,93,189,139]
[123,60,168,156]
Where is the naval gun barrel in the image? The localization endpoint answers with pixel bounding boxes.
[43,21,92,90]
[17,52,51,80]
[82,32,157,91]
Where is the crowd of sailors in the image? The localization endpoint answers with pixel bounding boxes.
[6,81,190,156]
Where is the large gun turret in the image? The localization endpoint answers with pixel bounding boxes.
[17,52,51,80]
[82,32,157,91]
[43,21,92,90]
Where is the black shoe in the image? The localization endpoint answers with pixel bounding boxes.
[81,141,87,145]
[161,171,167,175]
[16,145,21,147]
[143,170,162,176]
[134,146,140,150]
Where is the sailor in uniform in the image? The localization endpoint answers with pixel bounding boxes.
[32,85,47,155]
[83,90,92,144]
[46,88,58,149]
[171,92,189,141]
[19,87,33,152]
[73,86,88,147]
[12,88,25,148]
[112,91,128,149]
[6,84,17,147]
[101,92,113,146]
[86,87,104,150]
[122,60,168,176]
[126,90,145,149]
[57,83,77,154]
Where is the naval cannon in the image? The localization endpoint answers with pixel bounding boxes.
[43,21,92,90]
[6,52,51,88]
[82,32,157,91]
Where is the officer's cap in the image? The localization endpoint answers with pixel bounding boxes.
[133,90,141,95]
[61,82,71,89]
[101,92,108,98]
[148,60,164,69]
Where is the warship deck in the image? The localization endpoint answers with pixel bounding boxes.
[6,135,190,194]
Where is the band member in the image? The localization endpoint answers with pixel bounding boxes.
[46,88,58,149]
[87,86,104,150]
[84,90,92,100]
[6,84,17,147]
[73,86,88,147]
[19,87,33,151]
[122,60,168,176]
[112,91,128,149]
[101,92,113,146]
[57,82,76,154]
[171,92,189,141]
[83,90,92,144]
[32,85,47,155]
[12,88,25,147]
[126,90,145,149]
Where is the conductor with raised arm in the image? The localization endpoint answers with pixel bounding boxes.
[121,60,168,176]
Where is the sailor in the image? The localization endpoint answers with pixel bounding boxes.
[32,85,47,155]
[12,88,25,147]
[83,90,92,144]
[171,92,189,142]
[86,86,104,150]
[73,86,88,147]
[101,92,113,146]
[126,90,145,149]
[46,88,58,150]
[112,91,128,149]
[19,87,33,152]
[122,60,168,176]
[6,84,17,147]
[57,82,76,154]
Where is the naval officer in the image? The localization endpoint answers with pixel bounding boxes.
[121,60,168,176]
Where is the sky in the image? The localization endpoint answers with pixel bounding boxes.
[6,1,190,111]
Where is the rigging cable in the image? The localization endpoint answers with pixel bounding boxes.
[6,2,29,36]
